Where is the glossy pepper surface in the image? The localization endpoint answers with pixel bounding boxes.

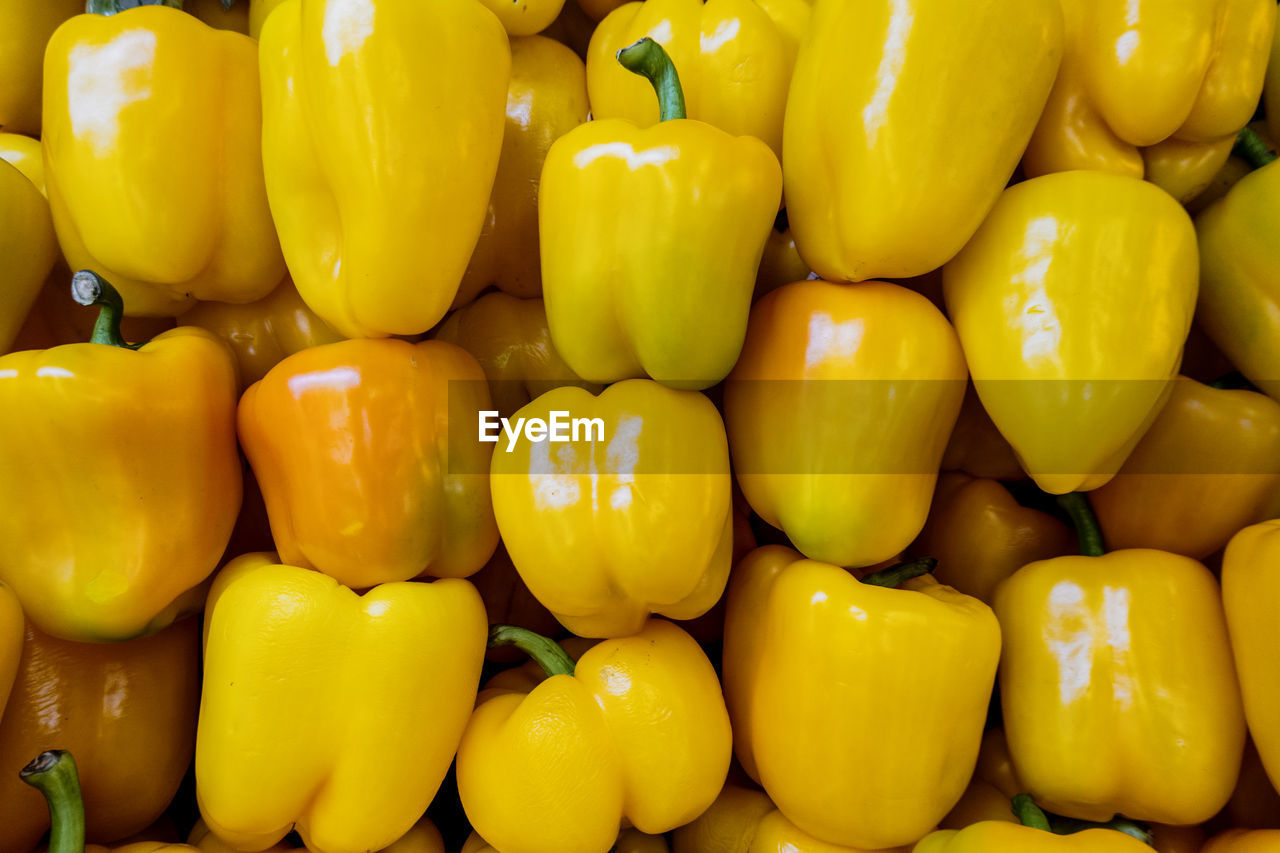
[458,621,732,853]
[435,292,599,418]
[43,6,284,316]
[0,618,199,853]
[1023,0,1274,178]
[723,546,1001,849]
[541,39,781,389]
[913,823,1153,853]
[587,0,800,157]
[0,0,80,135]
[0,276,241,642]
[1142,135,1237,203]
[1196,147,1280,400]
[912,474,1073,603]
[724,280,966,568]
[196,553,487,853]
[455,36,587,305]
[1090,377,1280,558]
[180,278,343,390]
[189,815,446,853]
[238,338,498,589]
[259,0,509,338]
[995,549,1245,824]
[943,171,1198,494]
[0,158,57,353]
[1223,521,1280,794]
[490,379,732,637]
[782,0,1061,282]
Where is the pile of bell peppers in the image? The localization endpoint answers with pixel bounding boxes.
[4,0,1280,851]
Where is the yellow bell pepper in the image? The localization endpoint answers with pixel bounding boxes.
[722,545,1001,849]
[1196,133,1280,401]
[912,474,1073,604]
[0,132,46,192]
[43,5,284,317]
[465,828,668,853]
[914,823,1154,853]
[940,388,1026,482]
[238,338,498,589]
[0,157,57,353]
[995,547,1246,825]
[1204,831,1280,852]
[0,618,200,853]
[259,0,509,339]
[1090,377,1280,559]
[541,38,781,389]
[674,779,913,853]
[478,0,566,36]
[249,0,288,38]
[0,0,81,136]
[458,622,731,853]
[196,553,487,853]
[1269,11,1280,144]
[0,273,241,642]
[940,729,1022,830]
[186,0,250,33]
[0,582,19,720]
[189,815,446,853]
[587,0,802,157]
[783,0,1062,282]
[1023,0,1275,179]
[435,292,600,419]
[943,170,1198,494]
[1142,135,1237,204]
[455,36,588,305]
[179,277,343,390]
[724,280,966,568]
[490,378,731,637]
[1223,521,1280,796]
[754,215,811,299]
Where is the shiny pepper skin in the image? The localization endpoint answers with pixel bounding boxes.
[1223,522,1280,795]
[238,339,498,589]
[259,0,510,339]
[0,158,57,353]
[943,171,1198,494]
[1196,157,1280,400]
[1142,135,1237,203]
[1023,0,1275,178]
[455,36,589,305]
[189,815,446,853]
[724,280,967,568]
[478,0,566,37]
[912,474,1073,603]
[180,278,344,390]
[995,551,1246,825]
[782,0,1062,282]
[913,824,1153,853]
[490,379,732,637]
[196,554,487,853]
[0,0,80,135]
[1090,377,1280,558]
[435,292,600,419]
[540,91,781,389]
[458,620,732,853]
[43,7,285,316]
[587,0,800,157]
[0,618,199,853]
[723,546,1001,849]
[0,322,242,642]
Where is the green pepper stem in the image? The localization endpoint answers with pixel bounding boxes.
[488,625,575,678]
[71,271,141,350]
[1012,794,1052,831]
[616,38,687,122]
[87,0,184,13]
[1050,815,1154,846]
[1056,492,1105,558]
[860,557,936,589]
[20,751,86,853]
[1234,127,1276,171]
